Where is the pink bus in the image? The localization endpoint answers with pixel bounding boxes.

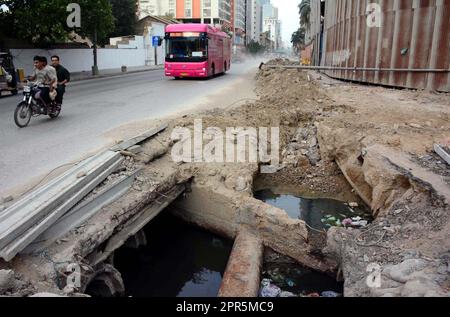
[165,24,231,79]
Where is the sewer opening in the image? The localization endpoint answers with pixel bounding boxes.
[254,187,373,231]
[113,211,233,298]
[260,250,344,298]
[254,177,373,297]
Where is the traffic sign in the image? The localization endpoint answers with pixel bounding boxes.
[152,36,160,47]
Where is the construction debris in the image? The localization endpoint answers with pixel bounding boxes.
[434,143,450,166]
[0,150,123,261]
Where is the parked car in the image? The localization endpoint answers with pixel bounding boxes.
[0,52,18,96]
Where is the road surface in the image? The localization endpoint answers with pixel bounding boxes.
[0,60,259,199]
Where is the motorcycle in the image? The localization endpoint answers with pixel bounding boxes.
[14,81,61,128]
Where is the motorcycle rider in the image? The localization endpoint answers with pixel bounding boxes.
[27,56,57,107]
[51,55,70,106]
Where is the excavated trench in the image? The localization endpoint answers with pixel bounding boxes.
[113,212,233,298]
[81,167,360,298]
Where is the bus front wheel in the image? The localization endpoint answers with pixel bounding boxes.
[211,64,215,78]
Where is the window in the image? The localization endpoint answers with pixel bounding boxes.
[185,0,192,17]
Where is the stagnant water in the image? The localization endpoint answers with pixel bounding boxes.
[115,213,233,297]
[254,188,372,231]
[262,261,344,297]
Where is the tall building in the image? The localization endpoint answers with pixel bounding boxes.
[246,0,262,44]
[137,0,176,19]
[234,0,246,45]
[259,0,281,50]
[175,0,233,29]
[262,2,277,20]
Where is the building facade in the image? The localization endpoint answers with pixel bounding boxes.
[234,0,246,45]
[137,0,176,19]
[246,0,262,44]
[175,0,233,29]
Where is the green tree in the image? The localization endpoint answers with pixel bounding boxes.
[69,0,114,74]
[0,0,72,46]
[247,40,265,55]
[108,0,136,37]
[291,27,306,53]
[298,0,311,30]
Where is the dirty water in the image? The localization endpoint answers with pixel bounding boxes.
[254,188,373,231]
[261,262,344,297]
[115,212,233,298]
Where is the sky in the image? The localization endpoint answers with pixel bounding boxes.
[271,0,301,47]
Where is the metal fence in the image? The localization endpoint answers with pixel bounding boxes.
[314,0,450,92]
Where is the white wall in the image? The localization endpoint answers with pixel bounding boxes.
[10,48,147,75]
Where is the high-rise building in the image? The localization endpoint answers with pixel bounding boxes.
[175,0,233,28]
[246,0,262,44]
[137,0,176,19]
[234,0,246,45]
[262,2,277,20]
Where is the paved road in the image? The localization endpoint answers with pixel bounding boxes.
[0,61,259,198]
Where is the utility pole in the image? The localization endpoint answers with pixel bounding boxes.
[92,27,99,76]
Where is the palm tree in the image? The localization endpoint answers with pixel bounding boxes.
[298,0,311,30]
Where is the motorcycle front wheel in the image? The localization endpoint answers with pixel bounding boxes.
[14,102,32,128]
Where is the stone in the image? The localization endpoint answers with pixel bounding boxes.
[0,270,15,292]
[2,196,13,203]
[208,169,217,176]
[308,136,318,147]
[383,259,428,283]
[409,123,422,129]
[76,172,87,179]
[235,177,248,192]
[306,151,321,166]
[0,205,5,212]
[401,278,441,297]
[393,209,403,215]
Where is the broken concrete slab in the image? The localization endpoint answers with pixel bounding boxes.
[25,169,140,254]
[0,158,123,261]
[434,144,450,166]
[88,184,186,266]
[110,123,168,152]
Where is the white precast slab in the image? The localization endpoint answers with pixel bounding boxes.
[0,151,121,250]
[0,158,124,261]
[25,169,139,254]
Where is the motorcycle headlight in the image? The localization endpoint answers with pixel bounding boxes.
[24,86,31,93]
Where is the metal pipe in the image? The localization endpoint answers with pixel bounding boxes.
[262,64,450,73]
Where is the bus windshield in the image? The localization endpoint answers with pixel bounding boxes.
[166,35,208,62]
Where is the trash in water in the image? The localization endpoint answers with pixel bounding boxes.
[351,220,368,228]
[342,218,353,227]
[279,291,297,297]
[260,279,281,298]
[321,291,342,298]
[286,279,296,287]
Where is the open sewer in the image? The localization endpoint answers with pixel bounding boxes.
[254,188,373,231]
[261,252,344,297]
[114,212,233,297]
